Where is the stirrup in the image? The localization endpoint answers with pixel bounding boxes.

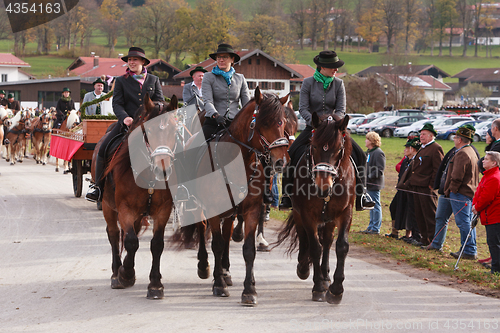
[85,183,101,203]
[279,196,292,211]
[184,196,199,212]
[361,193,375,210]
[175,185,189,202]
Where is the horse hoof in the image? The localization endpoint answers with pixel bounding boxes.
[147,287,164,299]
[232,231,244,243]
[197,265,210,279]
[257,244,270,252]
[312,291,326,302]
[18,160,23,163]
[10,162,14,165]
[323,280,331,290]
[55,168,59,172]
[63,170,70,174]
[118,268,136,288]
[42,162,46,165]
[296,264,310,280]
[111,276,125,289]
[241,294,258,306]
[212,286,230,297]
[325,289,343,304]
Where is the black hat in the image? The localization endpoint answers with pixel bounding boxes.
[313,50,344,69]
[121,47,150,66]
[405,137,421,150]
[455,123,475,140]
[488,128,495,141]
[209,44,240,63]
[93,78,105,86]
[7,93,13,99]
[190,66,207,77]
[419,123,437,136]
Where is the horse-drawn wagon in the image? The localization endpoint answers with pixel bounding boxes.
[51,119,117,197]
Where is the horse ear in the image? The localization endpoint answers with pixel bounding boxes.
[338,115,349,132]
[279,93,289,106]
[170,95,178,110]
[254,86,262,105]
[312,112,320,129]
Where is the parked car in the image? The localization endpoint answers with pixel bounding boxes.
[465,112,495,120]
[425,110,457,119]
[393,109,427,117]
[394,118,441,138]
[371,115,428,137]
[436,120,478,140]
[347,117,365,134]
[357,116,400,135]
[295,111,306,131]
[347,113,366,119]
[432,116,475,133]
[366,111,395,119]
[475,120,492,141]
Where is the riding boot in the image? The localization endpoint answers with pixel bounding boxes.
[86,155,105,203]
[351,156,375,211]
[279,165,293,210]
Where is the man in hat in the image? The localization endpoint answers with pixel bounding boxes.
[183,66,206,108]
[86,46,163,203]
[0,90,7,107]
[280,50,375,211]
[54,87,75,128]
[423,124,479,258]
[406,123,444,246]
[7,93,20,115]
[82,78,106,115]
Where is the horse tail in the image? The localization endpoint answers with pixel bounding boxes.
[274,212,298,255]
[169,221,206,250]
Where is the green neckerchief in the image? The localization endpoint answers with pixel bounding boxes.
[313,69,334,90]
[61,96,71,102]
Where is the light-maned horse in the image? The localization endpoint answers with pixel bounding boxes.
[5,110,31,164]
[180,87,289,305]
[0,107,12,159]
[30,110,52,165]
[97,94,179,299]
[55,109,80,173]
[276,113,355,304]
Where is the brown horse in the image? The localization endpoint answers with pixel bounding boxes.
[276,112,355,304]
[180,87,289,305]
[5,110,31,164]
[30,111,52,165]
[96,94,179,299]
[0,107,11,159]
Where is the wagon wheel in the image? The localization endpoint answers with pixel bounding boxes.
[72,159,83,197]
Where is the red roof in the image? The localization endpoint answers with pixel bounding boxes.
[287,64,315,82]
[0,53,30,67]
[68,57,180,78]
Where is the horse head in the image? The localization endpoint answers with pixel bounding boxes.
[0,107,10,127]
[251,87,290,173]
[140,93,179,182]
[284,105,298,147]
[310,112,351,198]
[39,112,52,131]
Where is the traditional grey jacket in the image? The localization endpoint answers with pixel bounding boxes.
[366,147,386,191]
[183,82,204,108]
[202,72,250,119]
[299,76,346,126]
[82,91,104,115]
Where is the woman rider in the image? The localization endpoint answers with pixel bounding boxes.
[176,44,252,208]
[86,47,164,202]
[279,50,375,211]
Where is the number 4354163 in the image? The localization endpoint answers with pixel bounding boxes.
[5,2,61,14]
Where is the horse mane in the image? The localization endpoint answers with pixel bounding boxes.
[0,107,7,119]
[106,103,173,177]
[311,115,352,162]
[8,111,22,130]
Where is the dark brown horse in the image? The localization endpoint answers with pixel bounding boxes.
[95,94,179,299]
[180,87,289,305]
[276,112,355,304]
[5,110,30,164]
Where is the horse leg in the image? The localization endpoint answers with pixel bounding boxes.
[210,217,229,297]
[326,215,350,304]
[117,217,139,288]
[197,221,210,279]
[241,208,260,306]
[232,214,244,242]
[256,204,270,252]
[301,216,326,302]
[147,206,170,300]
[294,212,310,280]
[55,158,59,172]
[103,206,122,289]
[221,217,234,286]
[319,222,335,290]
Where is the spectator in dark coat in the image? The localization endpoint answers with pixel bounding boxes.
[361,131,386,234]
[479,118,500,173]
[54,87,75,129]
